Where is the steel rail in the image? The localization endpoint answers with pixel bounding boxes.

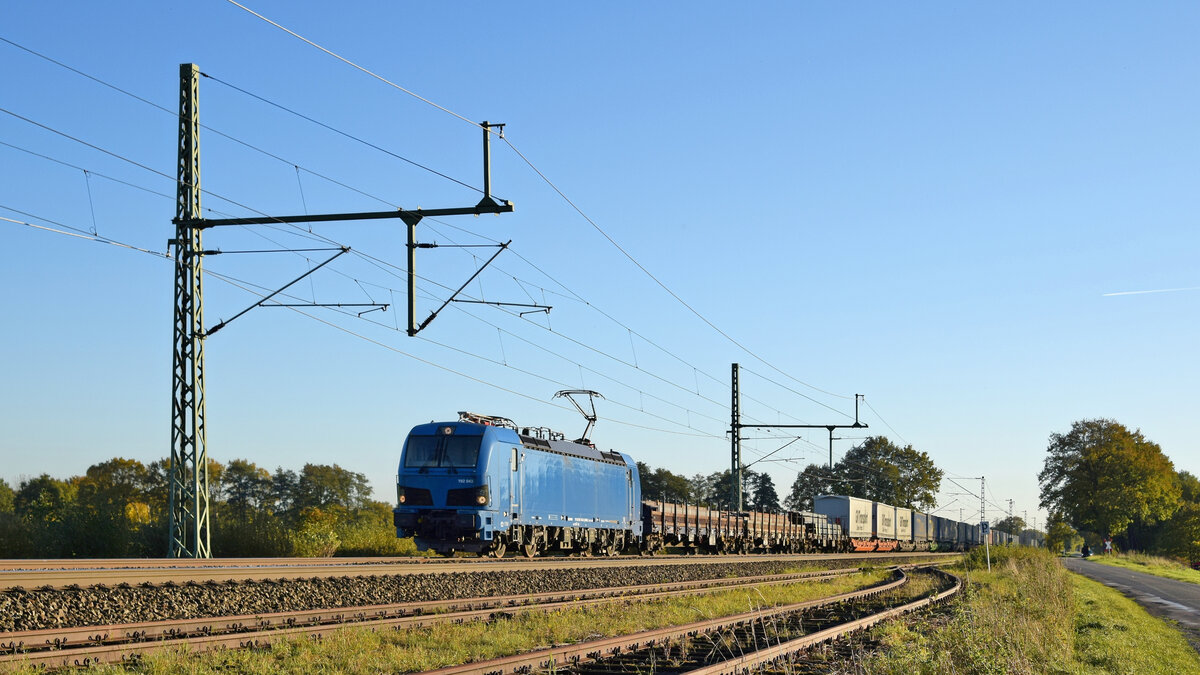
[0,552,959,590]
[0,567,875,669]
[396,570,913,675]
[0,552,957,571]
[682,567,963,675]
[0,567,857,650]
[0,556,426,571]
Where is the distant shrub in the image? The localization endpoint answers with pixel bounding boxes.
[336,522,420,556]
[961,541,1030,570]
[212,512,292,557]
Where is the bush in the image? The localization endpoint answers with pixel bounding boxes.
[961,541,1021,570]
[212,511,293,557]
[289,522,340,557]
[336,522,420,556]
[0,512,33,557]
[860,547,1074,674]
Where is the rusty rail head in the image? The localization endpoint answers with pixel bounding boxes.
[406,569,912,675]
[683,566,963,675]
[0,565,877,669]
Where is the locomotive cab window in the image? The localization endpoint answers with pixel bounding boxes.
[404,435,482,469]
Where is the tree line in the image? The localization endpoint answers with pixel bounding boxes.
[0,434,957,558]
[0,457,413,558]
[1039,418,1199,560]
[639,435,944,515]
[637,463,783,511]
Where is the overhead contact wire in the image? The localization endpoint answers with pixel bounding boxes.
[6,33,885,440]
[223,0,485,131]
[204,7,870,428]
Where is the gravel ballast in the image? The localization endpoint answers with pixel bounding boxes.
[0,559,864,632]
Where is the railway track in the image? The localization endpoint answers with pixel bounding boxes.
[419,565,960,675]
[0,552,958,590]
[1,566,880,669]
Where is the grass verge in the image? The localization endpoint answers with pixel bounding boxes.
[853,546,1200,674]
[1,569,889,674]
[1089,551,1200,585]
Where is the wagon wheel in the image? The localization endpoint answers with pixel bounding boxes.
[521,543,538,558]
[590,540,608,556]
[611,534,626,556]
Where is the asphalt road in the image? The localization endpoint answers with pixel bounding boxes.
[1063,556,1200,653]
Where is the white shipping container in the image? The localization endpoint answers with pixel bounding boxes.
[813,495,873,539]
[895,507,913,542]
[874,502,896,539]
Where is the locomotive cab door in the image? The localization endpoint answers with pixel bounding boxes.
[510,447,520,521]
[626,469,634,527]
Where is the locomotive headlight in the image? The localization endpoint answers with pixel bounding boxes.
[474,484,490,505]
[396,484,406,504]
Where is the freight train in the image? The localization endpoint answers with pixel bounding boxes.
[393,412,1019,557]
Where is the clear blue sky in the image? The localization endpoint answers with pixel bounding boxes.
[3,2,1197,530]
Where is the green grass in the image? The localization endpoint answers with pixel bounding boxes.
[853,546,1200,674]
[0,570,889,674]
[1089,551,1200,585]
[1071,572,1200,673]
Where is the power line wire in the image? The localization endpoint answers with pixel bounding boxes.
[216,2,858,409]
[223,0,483,131]
[0,141,850,457]
[5,30,911,454]
[863,398,907,445]
[0,36,414,211]
[1,210,168,258]
[6,209,721,442]
[200,71,488,197]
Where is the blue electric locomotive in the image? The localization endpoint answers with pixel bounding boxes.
[394,410,1021,557]
[393,412,643,557]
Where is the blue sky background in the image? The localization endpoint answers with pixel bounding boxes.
[3,2,1198,530]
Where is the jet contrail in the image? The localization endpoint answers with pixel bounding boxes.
[1103,286,1200,297]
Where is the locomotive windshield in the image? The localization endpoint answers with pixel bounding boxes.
[404,435,482,469]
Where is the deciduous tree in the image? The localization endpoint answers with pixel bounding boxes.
[749,472,781,511]
[294,464,371,513]
[637,463,694,502]
[1178,471,1200,503]
[15,474,76,522]
[785,464,834,511]
[1044,510,1080,554]
[994,516,1026,535]
[833,437,943,511]
[0,479,14,513]
[221,459,273,515]
[1038,419,1180,540]
[1158,502,1200,562]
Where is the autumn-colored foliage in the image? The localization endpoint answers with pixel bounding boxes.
[0,458,412,558]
